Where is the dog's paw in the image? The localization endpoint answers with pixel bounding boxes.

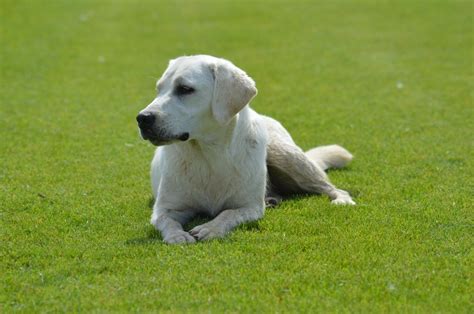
[189,223,225,241]
[331,189,356,205]
[163,230,196,245]
[331,197,356,205]
[265,196,282,208]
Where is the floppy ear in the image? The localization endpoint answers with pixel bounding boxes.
[211,60,257,125]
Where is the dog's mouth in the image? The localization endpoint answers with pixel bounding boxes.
[140,128,189,146]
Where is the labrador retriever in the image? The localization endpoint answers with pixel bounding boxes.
[137,55,355,244]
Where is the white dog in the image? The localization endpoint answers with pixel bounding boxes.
[137,55,355,244]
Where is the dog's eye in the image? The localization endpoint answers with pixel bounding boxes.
[175,85,195,96]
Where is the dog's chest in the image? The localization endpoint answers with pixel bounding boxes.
[158,126,267,215]
[176,155,244,213]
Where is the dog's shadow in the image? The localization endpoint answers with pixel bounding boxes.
[125,197,261,246]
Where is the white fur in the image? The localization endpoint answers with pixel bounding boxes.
[306,145,353,171]
[138,55,355,244]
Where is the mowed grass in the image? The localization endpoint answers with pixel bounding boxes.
[1,0,472,312]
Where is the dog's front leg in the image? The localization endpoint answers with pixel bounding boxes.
[151,207,196,244]
[189,206,264,241]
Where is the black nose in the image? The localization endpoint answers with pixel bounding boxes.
[136,112,155,128]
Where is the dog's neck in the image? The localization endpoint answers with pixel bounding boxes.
[186,118,238,152]
[175,106,251,156]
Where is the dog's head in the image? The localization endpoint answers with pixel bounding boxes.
[136,55,257,146]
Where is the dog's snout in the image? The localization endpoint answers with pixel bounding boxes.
[136,112,155,128]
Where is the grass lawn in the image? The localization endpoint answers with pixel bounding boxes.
[1,0,472,312]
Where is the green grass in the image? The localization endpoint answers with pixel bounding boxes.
[1,0,472,312]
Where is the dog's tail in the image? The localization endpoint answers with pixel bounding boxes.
[305,145,353,171]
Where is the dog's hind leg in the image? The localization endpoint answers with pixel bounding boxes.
[266,140,355,205]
